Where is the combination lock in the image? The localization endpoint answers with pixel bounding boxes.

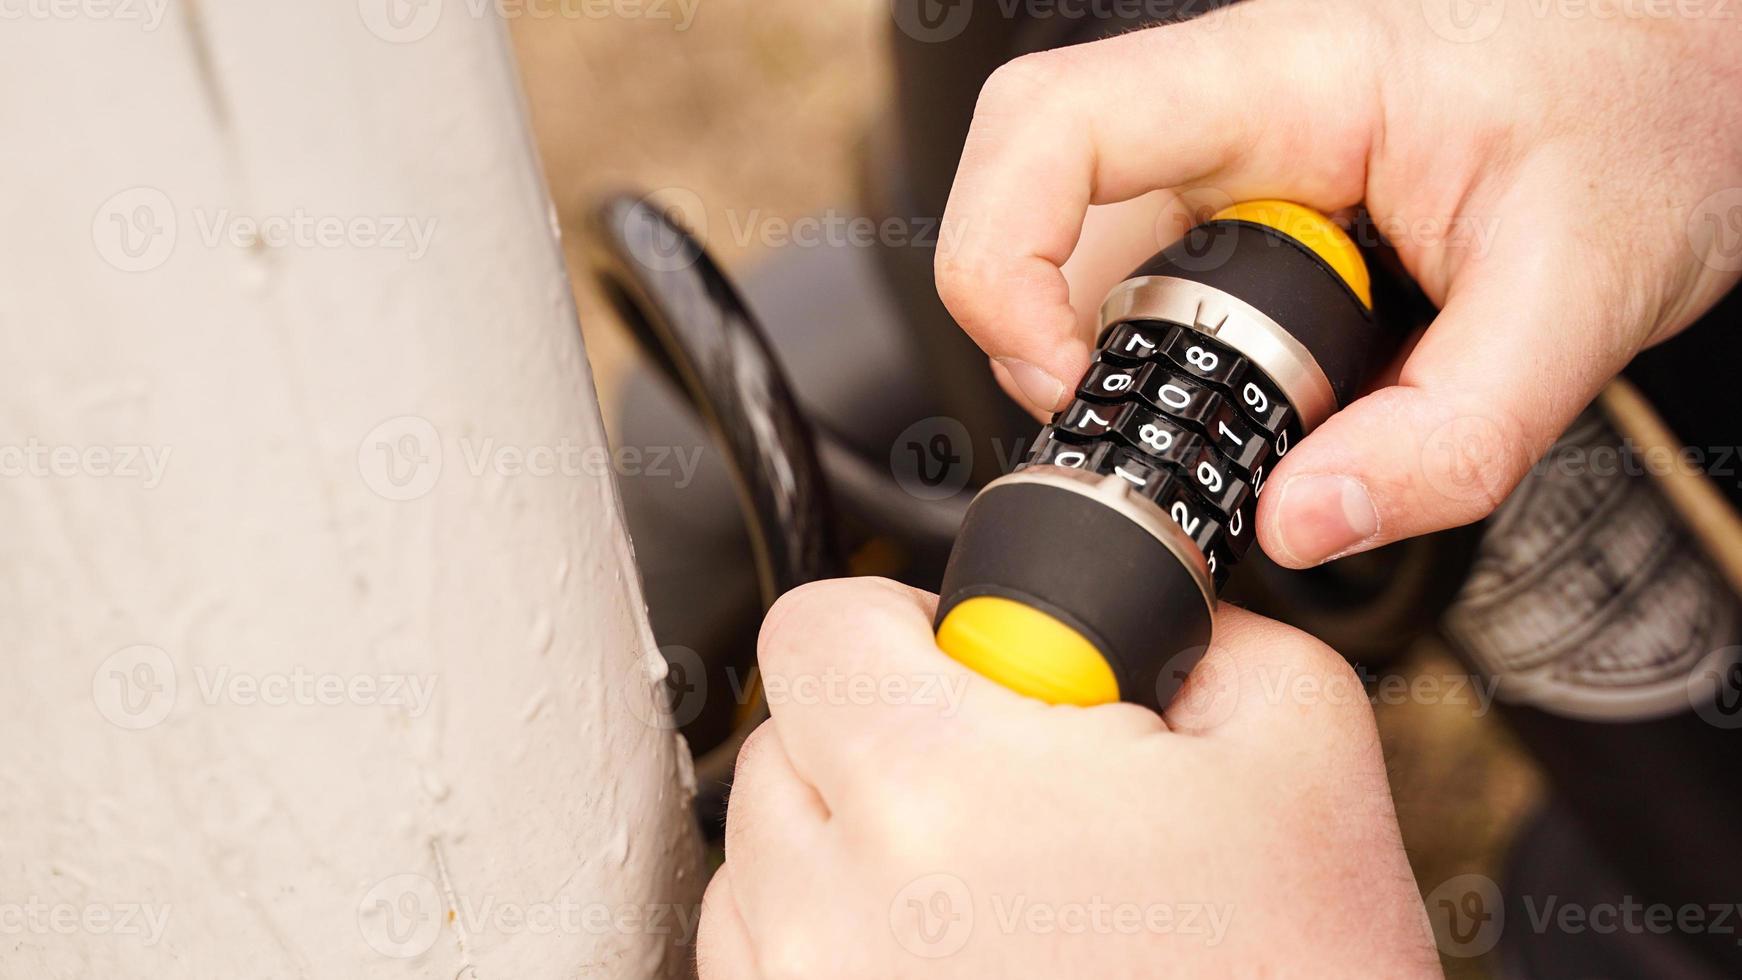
[934,201,1395,712]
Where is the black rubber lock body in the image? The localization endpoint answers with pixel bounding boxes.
[1139,219,1382,404]
[938,480,1215,710]
[937,213,1389,712]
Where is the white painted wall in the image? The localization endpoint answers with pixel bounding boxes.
[0,3,704,977]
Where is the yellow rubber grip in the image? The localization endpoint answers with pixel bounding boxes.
[935,596,1120,706]
[1212,200,1372,309]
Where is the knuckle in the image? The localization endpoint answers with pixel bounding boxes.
[849,761,961,860]
[1242,624,1378,732]
[977,52,1063,112]
[932,248,1000,326]
[757,579,854,670]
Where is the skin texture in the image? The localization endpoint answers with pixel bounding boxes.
[936,0,1742,567]
[697,578,1440,979]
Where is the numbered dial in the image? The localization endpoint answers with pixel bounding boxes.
[1018,319,1301,588]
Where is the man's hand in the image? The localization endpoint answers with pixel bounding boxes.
[697,578,1440,978]
[936,0,1742,567]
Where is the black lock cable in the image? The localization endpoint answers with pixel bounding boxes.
[588,192,843,829]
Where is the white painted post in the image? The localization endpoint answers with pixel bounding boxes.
[0,3,704,977]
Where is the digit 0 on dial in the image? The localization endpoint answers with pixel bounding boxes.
[935,201,1396,711]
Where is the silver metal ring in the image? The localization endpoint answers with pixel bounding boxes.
[987,465,1216,613]
[1098,275,1337,434]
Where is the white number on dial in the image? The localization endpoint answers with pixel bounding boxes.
[1139,424,1173,453]
[1170,501,1200,536]
[1242,382,1269,414]
[1196,461,1224,495]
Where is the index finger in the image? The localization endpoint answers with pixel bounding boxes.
[935,2,1380,414]
[755,578,1028,803]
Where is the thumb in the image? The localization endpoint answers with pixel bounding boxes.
[1257,196,1648,567]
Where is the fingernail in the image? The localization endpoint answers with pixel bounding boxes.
[1274,475,1379,567]
[993,357,1066,412]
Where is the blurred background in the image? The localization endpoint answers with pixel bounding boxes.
[508,4,1540,976]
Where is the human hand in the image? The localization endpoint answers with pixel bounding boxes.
[935,0,1742,567]
[696,577,1440,978]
